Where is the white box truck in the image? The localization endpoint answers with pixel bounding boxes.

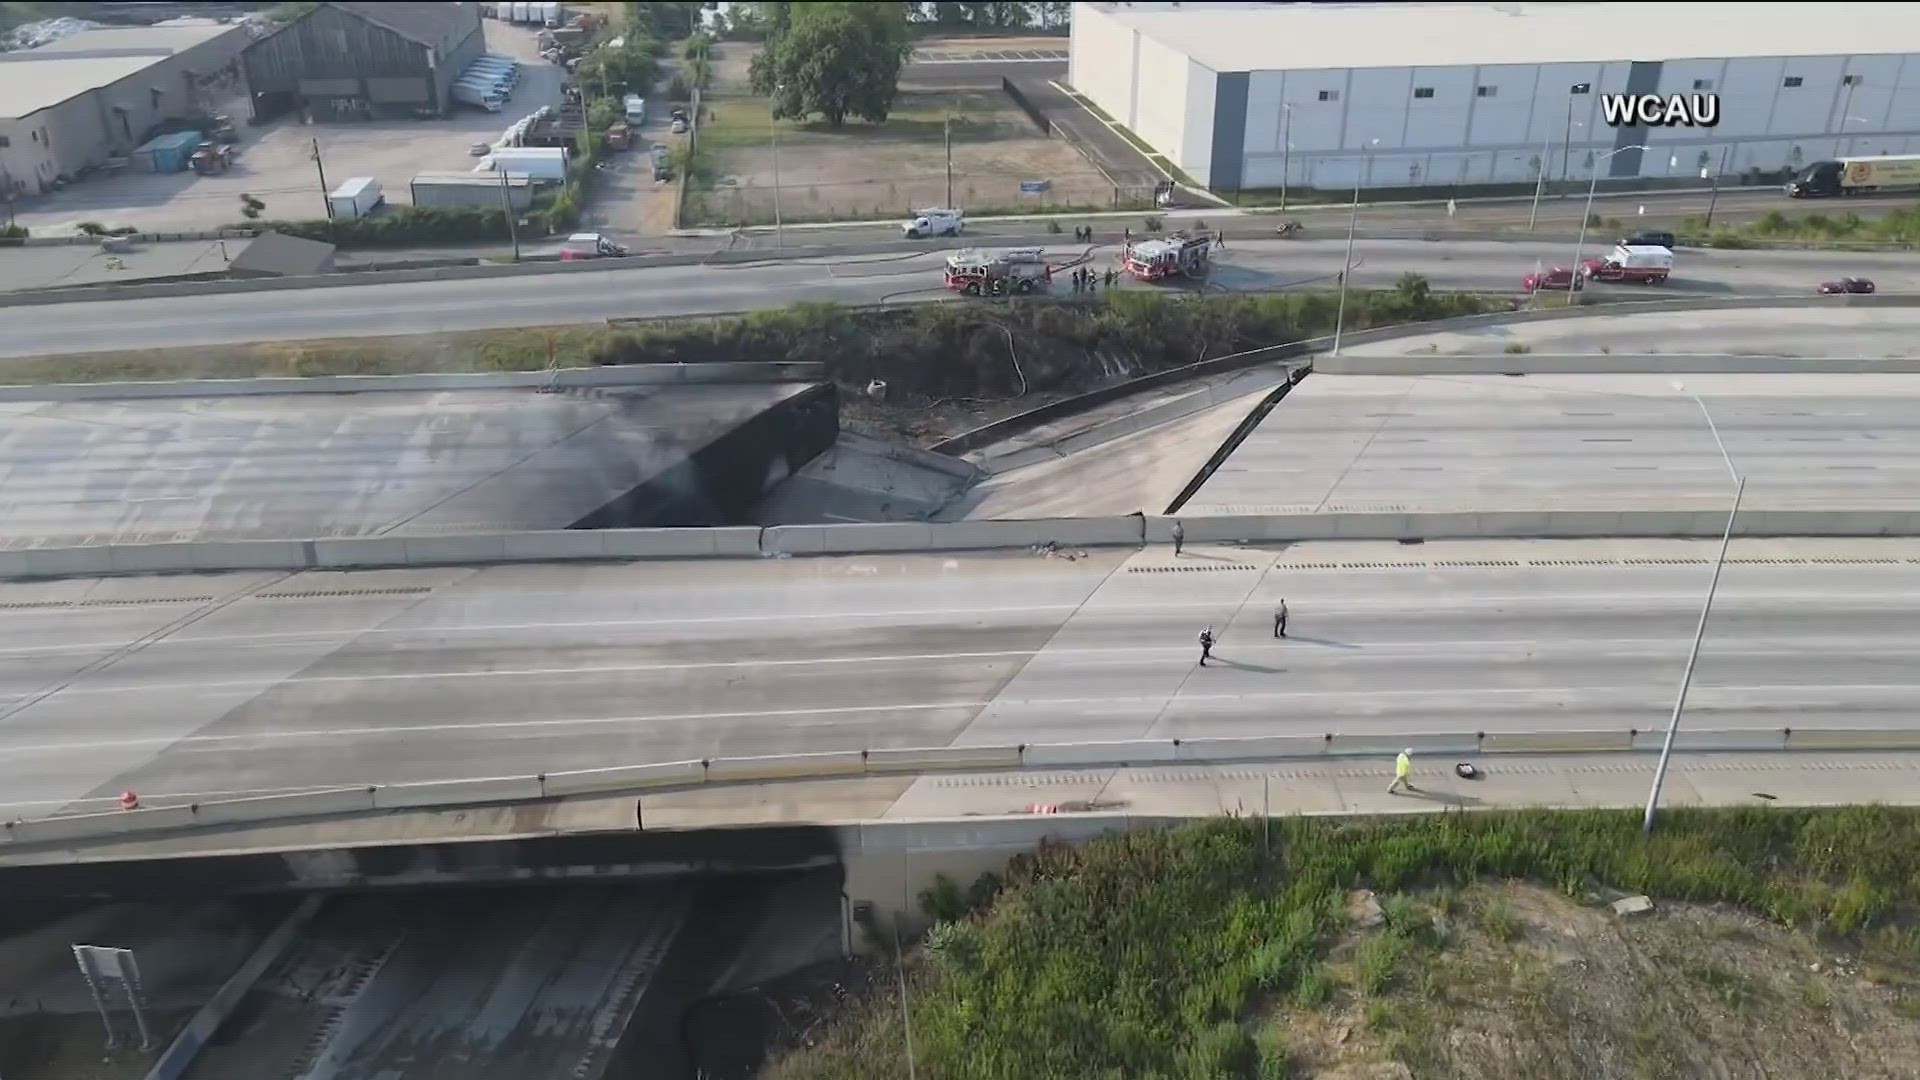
[902,208,963,239]
[483,147,569,182]
[622,94,646,125]
[327,176,384,219]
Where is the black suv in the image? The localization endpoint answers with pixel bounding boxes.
[1620,230,1676,249]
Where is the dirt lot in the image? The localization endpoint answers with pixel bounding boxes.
[687,42,1117,226]
[8,23,565,235]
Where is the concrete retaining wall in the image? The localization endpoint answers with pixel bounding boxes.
[1321,353,1920,376]
[3,727,1901,852]
[10,508,1916,582]
[0,362,827,403]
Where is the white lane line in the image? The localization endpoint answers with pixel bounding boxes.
[19,636,1920,699]
[1,588,1918,658]
[7,682,1920,757]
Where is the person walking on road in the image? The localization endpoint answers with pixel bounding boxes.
[1171,520,1185,557]
[1198,625,1216,667]
[1387,748,1416,795]
[1273,599,1288,638]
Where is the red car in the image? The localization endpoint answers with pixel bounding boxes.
[1817,277,1875,294]
[1522,265,1587,293]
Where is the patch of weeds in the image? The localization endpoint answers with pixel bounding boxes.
[1480,900,1523,942]
[1292,963,1335,1007]
[1504,342,1532,354]
[1357,933,1408,995]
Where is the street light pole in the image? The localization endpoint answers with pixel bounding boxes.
[1644,388,1743,836]
[1279,103,1292,211]
[944,116,953,207]
[769,93,783,248]
[497,168,520,263]
[1528,131,1551,231]
[1572,143,1649,288]
[1704,144,1731,230]
[1331,140,1376,356]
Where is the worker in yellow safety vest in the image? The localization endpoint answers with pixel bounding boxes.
[1387,748,1416,795]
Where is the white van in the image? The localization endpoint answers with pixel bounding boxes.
[903,207,963,239]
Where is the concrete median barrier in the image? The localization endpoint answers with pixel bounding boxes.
[1785,728,1920,751]
[762,523,930,556]
[599,528,736,558]
[927,517,1143,551]
[500,531,611,561]
[188,541,309,571]
[540,759,707,796]
[371,775,545,810]
[1482,730,1636,753]
[864,744,1024,773]
[1666,727,1790,752]
[8,546,114,580]
[401,535,510,566]
[0,364,826,405]
[106,543,201,575]
[4,804,199,845]
[188,787,377,826]
[1020,740,1179,767]
[1329,733,1483,757]
[1174,735,1332,762]
[706,750,869,782]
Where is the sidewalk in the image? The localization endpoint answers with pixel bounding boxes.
[636,749,1920,828]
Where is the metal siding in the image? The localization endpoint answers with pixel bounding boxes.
[1210,71,1248,190]
[1608,61,1663,176]
[1131,30,1190,166]
[242,4,434,101]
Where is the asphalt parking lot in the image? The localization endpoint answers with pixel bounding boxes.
[8,23,564,235]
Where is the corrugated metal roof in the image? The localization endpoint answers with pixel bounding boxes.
[0,55,163,120]
[331,1,480,50]
[1082,2,1920,72]
[23,23,238,57]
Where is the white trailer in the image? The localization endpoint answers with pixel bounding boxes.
[327,177,384,220]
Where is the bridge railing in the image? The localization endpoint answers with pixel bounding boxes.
[6,727,1916,849]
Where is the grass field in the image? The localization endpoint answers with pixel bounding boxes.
[685,88,1129,226]
[767,807,1920,1080]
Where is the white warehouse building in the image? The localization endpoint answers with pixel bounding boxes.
[1068,1,1920,193]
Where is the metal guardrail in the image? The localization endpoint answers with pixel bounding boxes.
[5,728,1913,850]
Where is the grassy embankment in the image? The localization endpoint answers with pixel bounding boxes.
[768,807,1920,1080]
[1680,205,1920,248]
[4,278,1495,397]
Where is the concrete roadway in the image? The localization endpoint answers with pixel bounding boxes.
[7,240,1919,360]
[1344,306,1920,358]
[3,537,1920,818]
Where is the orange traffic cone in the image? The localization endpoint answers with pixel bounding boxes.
[119,790,139,811]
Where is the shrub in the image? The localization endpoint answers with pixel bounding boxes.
[1480,900,1523,942]
[1144,215,1164,232]
[225,205,519,247]
[76,221,107,236]
[1356,932,1407,994]
[1505,342,1531,354]
[0,224,26,246]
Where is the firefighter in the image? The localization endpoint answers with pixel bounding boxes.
[1198,626,1216,666]
[1274,599,1289,639]
[1171,519,1185,556]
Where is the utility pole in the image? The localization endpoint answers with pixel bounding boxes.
[498,168,520,262]
[944,116,953,207]
[1704,144,1730,230]
[310,137,335,241]
[769,95,783,247]
[1279,103,1292,211]
[1331,140,1377,356]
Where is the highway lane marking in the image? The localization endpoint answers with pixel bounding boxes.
[8,683,1920,757]
[3,586,1920,657]
[12,636,1920,698]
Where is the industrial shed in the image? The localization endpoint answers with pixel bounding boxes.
[1068,1,1920,194]
[241,1,485,121]
[0,21,251,196]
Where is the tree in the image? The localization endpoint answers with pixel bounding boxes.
[239,193,267,220]
[748,2,912,129]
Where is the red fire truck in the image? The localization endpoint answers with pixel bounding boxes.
[943,247,1050,295]
[1123,232,1212,281]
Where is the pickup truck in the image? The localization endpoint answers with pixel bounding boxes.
[1581,243,1672,284]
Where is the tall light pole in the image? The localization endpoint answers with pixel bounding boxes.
[769,86,783,247]
[1839,75,1862,153]
[1843,113,1873,158]
[1571,143,1651,287]
[1278,102,1293,210]
[1561,84,1589,182]
[1528,130,1552,231]
[1644,383,1743,835]
[1331,138,1379,356]
[944,115,953,207]
[1703,144,1731,230]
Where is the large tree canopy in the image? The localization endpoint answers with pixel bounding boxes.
[747,2,913,128]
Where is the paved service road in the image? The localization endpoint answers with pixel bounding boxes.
[3,537,1920,818]
[1345,307,1920,358]
[7,240,1920,359]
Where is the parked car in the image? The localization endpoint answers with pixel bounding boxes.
[1619,230,1676,250]
[1817,276,1876,294]
[1521,266,1585,293]
[559,232,629,260]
